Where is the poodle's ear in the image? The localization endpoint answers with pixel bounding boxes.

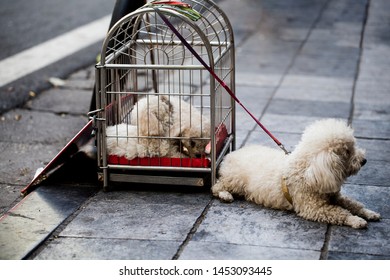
[138,112,161,136]
[160,95,173,112]
[304,150,344,193]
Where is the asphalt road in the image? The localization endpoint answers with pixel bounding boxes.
[0,0,116,113]
[0,0,115,59]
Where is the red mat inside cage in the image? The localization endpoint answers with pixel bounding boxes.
[108,124,228,168]
[108,155,212,168]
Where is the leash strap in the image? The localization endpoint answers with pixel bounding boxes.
[153,5,290,154]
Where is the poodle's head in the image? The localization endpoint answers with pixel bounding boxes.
[170,102,211,157]
[292,119,366,194]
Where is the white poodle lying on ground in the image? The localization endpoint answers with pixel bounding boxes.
[106,95,210,160]
[212,119,380,228]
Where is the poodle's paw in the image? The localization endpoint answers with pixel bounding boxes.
[217,191,234,203]
[346,215,367,229]
[361,208,381,221]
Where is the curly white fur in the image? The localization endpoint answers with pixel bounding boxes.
[106,123,180,160]
[212,119,381,229]
[129,95,173,138]
[130,95,211,157]
[106,95,211,159]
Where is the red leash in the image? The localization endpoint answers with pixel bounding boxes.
[153,5,290,154]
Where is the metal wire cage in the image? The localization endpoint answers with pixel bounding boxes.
[94,0,235,190]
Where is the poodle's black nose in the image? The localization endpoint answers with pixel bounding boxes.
[361,158,367,166]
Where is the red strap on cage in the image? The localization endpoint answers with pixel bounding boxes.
[154,7,290,154]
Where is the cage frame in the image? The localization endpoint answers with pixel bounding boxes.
[94,0,236,190]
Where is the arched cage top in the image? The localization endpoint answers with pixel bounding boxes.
[99,0,234,68]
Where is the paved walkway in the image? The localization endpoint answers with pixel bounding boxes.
[0,0,389,260]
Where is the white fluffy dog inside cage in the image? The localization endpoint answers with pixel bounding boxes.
[212,119,381,228]
[106,123,176,159]
[106,94,211,160]
[130,94,211,157]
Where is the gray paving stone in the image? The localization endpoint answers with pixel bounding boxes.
[26,88,92,115]
[308,26,362,47]
[363,24,390,48]
[237,40,301,74]
[367,0,390,23]
[237,85,276,101]
[0,184,22,217]
[59,190,211,241]
[242,129,301,151]
[95,189,211,205]
[0,109,88,145]
[315,4,366,29]
[235,109,260,132]
[63,79,95,91]
[235,72,283,88]
[294,39,360,62]
[250,1,317,43]
[0,142,61,186]
[340,184,390,219]
[274,87,352,103]
[0,185,96,259]
[351,119,390,139]
[180,241,320,260]
[353,102,390,121]
[359,48,390,76]
[67,66,95,80]
[328,180,390,260]
[217,0,291,46]
[235,128,251,149]
[192,200,327,251]
[273,26,310,43]
[254,0,325,29]
[328,219,390,258]
[346,160,390,187]
[267,99,351,119]
[355,78,390,94]
[63,67,95,90]
[35,237,180,260]
[259,113,324,134]
[355,93,390,112]
[354,38,390,98]
[357,74,390,92]
[281,75,354,91]
[290,54,358,79]
[235,91,273,131]
[235,86,275,128]
[327,251,390,260]
[358,138,390,162]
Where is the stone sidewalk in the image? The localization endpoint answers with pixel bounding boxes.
[0,0,389,260]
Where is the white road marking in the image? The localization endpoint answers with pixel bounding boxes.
[0,15,111,88]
